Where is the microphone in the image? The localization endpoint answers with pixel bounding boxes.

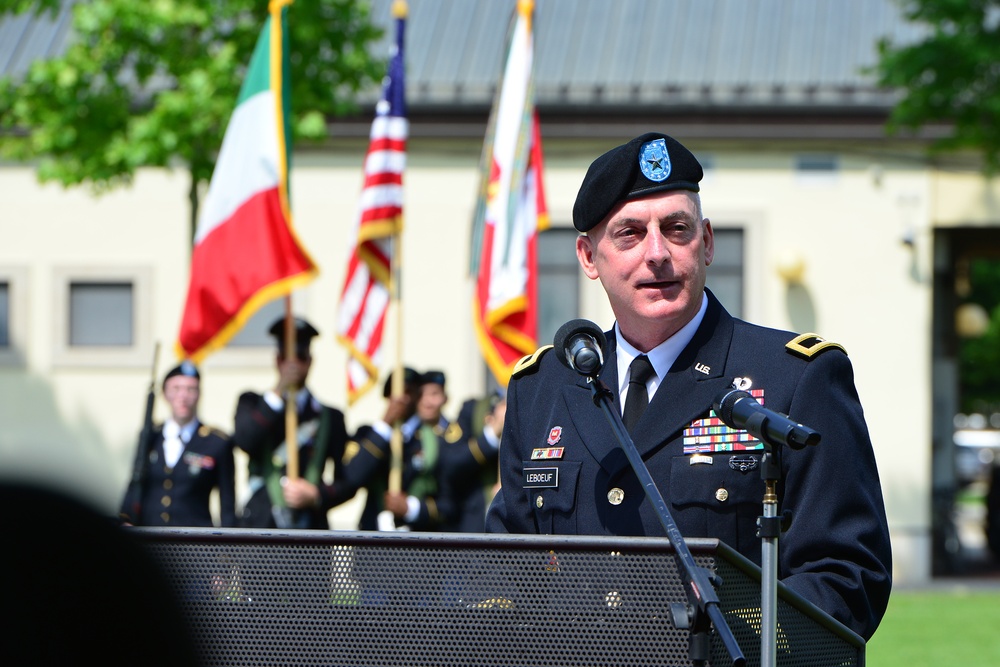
[553,319,606,376]
[713,389,820,449]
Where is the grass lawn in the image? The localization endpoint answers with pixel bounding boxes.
[865,586,1000,666]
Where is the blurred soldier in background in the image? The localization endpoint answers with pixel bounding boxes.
[330,367,422,530]
[447,390,506,532]
[120,361,236,527]
[233,316,350,529]
[381,370,461,531]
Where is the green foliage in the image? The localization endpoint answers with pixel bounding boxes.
[0,0,384,193]
[874,0,1000,171]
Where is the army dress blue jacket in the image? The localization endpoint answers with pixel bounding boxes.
[120,421,237,527]
[339,416,462,531]
[486,292,892,641]
[233,388,349,529]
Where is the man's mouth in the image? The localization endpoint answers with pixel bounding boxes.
[639,279,678,290]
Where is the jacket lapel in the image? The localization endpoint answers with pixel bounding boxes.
[628,293,737,459]
[560,331,631,475]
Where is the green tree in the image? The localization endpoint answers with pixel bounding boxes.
[0,0,384,237]
[874,0,1000,171]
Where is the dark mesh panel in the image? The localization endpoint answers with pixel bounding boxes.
[135,530,863,667]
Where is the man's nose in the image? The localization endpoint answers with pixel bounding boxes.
[644,230,671,265]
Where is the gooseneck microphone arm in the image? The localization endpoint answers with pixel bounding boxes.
[553,320,745,667]
[714,388,820,449]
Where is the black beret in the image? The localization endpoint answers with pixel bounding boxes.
[163,360,199,386]
[382,367,421,398]
[572,132,703,232]
[268,316,319,355]
[420,370,446,388]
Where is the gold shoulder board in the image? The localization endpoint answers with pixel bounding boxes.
[198,424,228,438]
[444,423,463,444]
[511,345,554,379]
[785,333,847,360]
[342,440,361,465]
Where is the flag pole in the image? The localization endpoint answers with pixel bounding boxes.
[283,295,299,480]
[387,0,409,499]
[388,231,404,495]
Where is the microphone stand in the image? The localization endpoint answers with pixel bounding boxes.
[726,405,819,667]
[759,446,781,667]
[587,376,745,667]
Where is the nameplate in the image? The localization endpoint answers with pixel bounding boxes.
[523,467,559,488]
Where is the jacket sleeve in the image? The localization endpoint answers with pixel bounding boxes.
[777,349,892,641]
[485,375,536,534]
[232,392,281,457]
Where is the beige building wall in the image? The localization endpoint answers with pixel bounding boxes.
[0,142,960,585]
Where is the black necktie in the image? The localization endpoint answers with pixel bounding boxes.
[622,355,655,432]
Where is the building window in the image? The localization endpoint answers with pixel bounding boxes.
[537,227,581,346]
[0,267,28,366]
[0,281,9,348]
[707,228,744,318]
[69,282,133,346]
[53,267,153,367]
[795,154,839,185]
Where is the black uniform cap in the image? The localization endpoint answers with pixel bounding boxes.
[572,132,703,232]
[163,361,199,388]
[420,370,446,388]
[382,367,421,398]
[268,316,319,356]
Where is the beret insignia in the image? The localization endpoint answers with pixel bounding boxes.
[785,333,847,360]
[511,345,553,379]
[639,138,671,182]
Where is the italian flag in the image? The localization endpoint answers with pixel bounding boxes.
[176,0,316,363]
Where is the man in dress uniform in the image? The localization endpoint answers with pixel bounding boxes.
[380,370,462,531]
[486,132,892,641]
[120,361,237,527]
[233,316,350,529]
[445,390,505,532]
[330,366,422,530]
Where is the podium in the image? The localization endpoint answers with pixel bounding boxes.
[135,528,864,667]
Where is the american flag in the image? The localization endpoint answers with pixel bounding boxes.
[336,1,407,404]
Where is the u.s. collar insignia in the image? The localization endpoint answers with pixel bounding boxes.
[547,426,562,445]
[639,138,671,182]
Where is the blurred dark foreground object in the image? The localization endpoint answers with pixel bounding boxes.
[0,481,202,667]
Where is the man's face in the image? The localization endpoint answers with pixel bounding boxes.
[416,384,447,423]
[163,375,200,425]
[277,350,311,385]
[576,190,714,351]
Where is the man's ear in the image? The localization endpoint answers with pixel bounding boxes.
[576,234,599,280]
[702,218,715,266]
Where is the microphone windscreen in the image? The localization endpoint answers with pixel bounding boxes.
[714,389,751,429]
[552,319,606,370]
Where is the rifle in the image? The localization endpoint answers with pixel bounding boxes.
[126,343,161,524]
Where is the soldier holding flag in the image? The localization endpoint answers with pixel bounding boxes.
[233,316,351,529]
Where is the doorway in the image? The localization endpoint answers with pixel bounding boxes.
[931,228,1000,575]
